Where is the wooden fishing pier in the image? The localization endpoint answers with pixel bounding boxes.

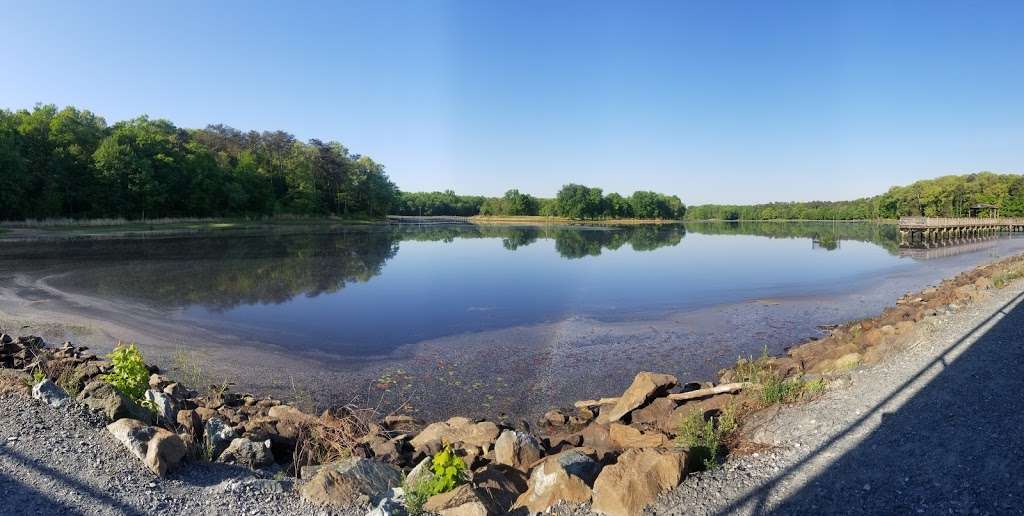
[898,217,1024,247]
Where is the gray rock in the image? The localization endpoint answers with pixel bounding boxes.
[144,389,177,423]
[204,417,237,459]
[32,379,68,408]
[217,437,274,469]
[77,380,152,423]
[300,457,403,507]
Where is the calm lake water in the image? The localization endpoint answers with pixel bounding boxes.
[10,221,1024,360]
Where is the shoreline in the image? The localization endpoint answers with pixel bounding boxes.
[2,235,1021,423]
[1,251,1022,514]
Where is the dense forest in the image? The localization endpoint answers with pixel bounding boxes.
[685,173,1024,221]
[394,184,686,220]
[2,105,1021,223]
[0,104,399,220]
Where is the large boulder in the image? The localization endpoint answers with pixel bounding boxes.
[493,430,543,472]
[410,417,500,454]
[608,423,670,449]
[300,457,403,507]
[598,372,678,424]
[513,448,601,513]
[591,448,688,516]
[106,418,187,477]
[424,483,502,516]
[32,379,68,408]
[78,381,152,423]
[629,397,677,432]
[217,437,275,469]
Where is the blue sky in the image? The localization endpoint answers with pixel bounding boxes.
[2,1,1022,204]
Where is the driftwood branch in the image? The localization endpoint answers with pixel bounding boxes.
[573,382,753,409]
[666,382,752,401]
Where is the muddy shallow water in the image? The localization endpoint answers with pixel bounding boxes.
[1,222,1022,420]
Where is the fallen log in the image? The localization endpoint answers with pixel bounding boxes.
[574,382,753,409]
[666,382,752,401]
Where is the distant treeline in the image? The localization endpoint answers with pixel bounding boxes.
[685,173,1024,221]
[0,104,399,220]
[394,184,686,220]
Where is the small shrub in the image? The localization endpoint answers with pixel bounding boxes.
[103,342,150,400]
[428,444,468,493]
[403,445,468,514]
[31,369,46,385]
[676,404,737,471]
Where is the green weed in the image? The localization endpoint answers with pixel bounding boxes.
[103,342,149,400]
[403,445,468,514]
[675,403,738,470]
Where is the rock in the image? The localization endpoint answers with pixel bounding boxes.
[32,379,68,408]
[608,423,670,449]
[367,487,406,516]
[472,463,528,506]
[176,409,202,439]
[629,397,677,433]
[410,418,500,453]
[513,448,601,513]
[591,448,688,516]
[106,418,186,477]
[163,382,189,399]
[543,409,568,426]
[833,352,862,371]
[267,404,316,424]
[403,456,435,488]
[217,437,274,469]
[597,372,678,424]
[204,417,237,459]
[144,389,177,423]
[194,406,217,421]
[493,430,543,472]
[424,483,502,516]
[148,373,171,390]
[581,423,613,450]
[299,457,403,507]
[78,381,152,423]
[383,414,422,433]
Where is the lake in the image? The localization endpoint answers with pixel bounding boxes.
[2,221,1022,418]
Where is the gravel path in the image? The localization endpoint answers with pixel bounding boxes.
[650,279,1024,515]
[0,393,323,516]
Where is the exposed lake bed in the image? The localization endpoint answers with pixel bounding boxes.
[2,221,1022,421]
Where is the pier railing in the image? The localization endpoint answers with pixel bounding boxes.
[898,217,1024,229]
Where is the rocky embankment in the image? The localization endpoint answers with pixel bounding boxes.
[1,253,1022,515]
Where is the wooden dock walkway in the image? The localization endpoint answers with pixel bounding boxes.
[898,217,1024,247]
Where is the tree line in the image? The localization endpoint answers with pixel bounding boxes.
[394,184,687,220]
[685,173,1024,221]
[0,104,399,220]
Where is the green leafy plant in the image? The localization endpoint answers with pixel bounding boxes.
[31,369,46,385]
[103,342,150,400]
[429,444,468,493]
[676,403,737,470]
[403,445,468,514]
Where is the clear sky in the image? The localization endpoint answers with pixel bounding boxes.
[2,1,1022,204]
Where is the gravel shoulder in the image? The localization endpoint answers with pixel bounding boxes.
[0,392,322,516]
[650,277,1024,514]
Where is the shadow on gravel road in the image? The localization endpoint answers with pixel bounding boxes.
[0,446,145,516]
[718,291,1024,515]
